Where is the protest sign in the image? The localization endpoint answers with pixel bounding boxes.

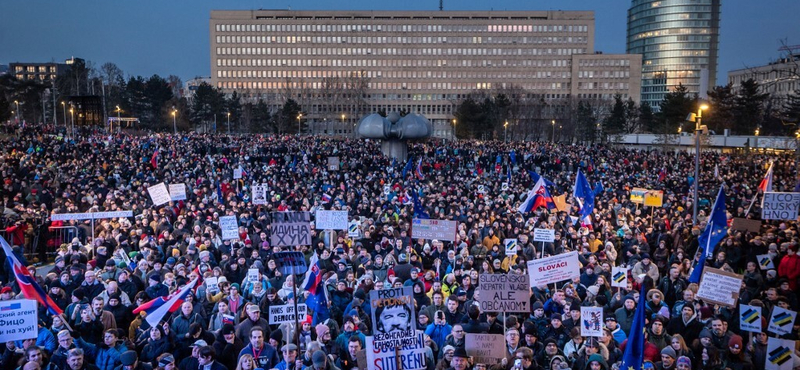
[348,220,361,238]
[268,304,307,325]
[247,268,259,284]
[365,331,427,370]
[233,168,243,179]
[504,239,518,256]
[533,228,555,243]
[219,215,239,240]
[630,188,647,204]
[766,338,795,370]
[316,210,348,230]
[761,192,800,220]
[526,252,580,287]
[739,304,762,333]
[477,185,486,194]
[757,254,775,269]
[501,182,509,191]
[273,251,308,275]
[644,190,664,207]
[611,266,628,288]
[581,307,604,337]
[205,277,219,295]
[369,287,416,350]
[168,184,187,201]
[0,299,38,342]
[768,307,797,336]
[270,212,311,247]
[147,182,171,206]
[51,211,133,221]
[383,184,391,196]
[465,334,506,365]
[696,268,743,308]
[328,157,340,171]
[411,218,457,241]
[252,184,267,205]
[731,218,761,232]
[477,274,530,312]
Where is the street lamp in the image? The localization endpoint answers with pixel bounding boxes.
[115,105,121,132]
[754,128,760,136]
[297,113,302,135]
[69,107,74,139]
[61,102,66,134]
[504,121,509,142]
[692,104,709,224]
[171,107,177,134]
[227,112,231,134]
[551,120,556,142]
[14,100,19,123]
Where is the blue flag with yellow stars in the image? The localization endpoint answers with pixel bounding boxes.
[620,284,648,370]
[689,186,728,283]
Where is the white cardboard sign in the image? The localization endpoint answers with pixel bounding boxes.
[580,307,604,337]
[504,238,518,255]
[0,299,38,342]
[315,210,348,230]
[761,192,800,220]
[611,266,628,288]
[169,184,187,201]
[219,215,239,240]
[268,304,307,324]
[526,251,580,287]
[147,182,171,206]
[768,307,797,336]
[533,228,555,242]
[739,304,762,333]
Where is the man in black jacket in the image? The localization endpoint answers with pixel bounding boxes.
[461,305,489,334]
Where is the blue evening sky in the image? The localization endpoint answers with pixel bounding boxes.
[1,0,798,86]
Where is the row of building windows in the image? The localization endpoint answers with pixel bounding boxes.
[577,59,632,67]
[644,43,711,52]
[15,74,58,81]
[631,27,710,41]
[577,82,631,90]
[215,69,578,80]
[214,46,588,57]
[630,20,712,33]
[214,23,590,34]
[627,11,712,28]
[215,35,589,45]
[629,4,712,19]
[577,70,631,78]
[214,80,574,91]
[215,57,573,68]
[15,66,58,73]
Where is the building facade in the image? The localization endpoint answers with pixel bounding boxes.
[728,55,800,105]
[627,0,721,110]
[210,10,641,137]
[9,57,76,82]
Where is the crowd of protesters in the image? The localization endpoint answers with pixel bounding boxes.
[0,122,799,370]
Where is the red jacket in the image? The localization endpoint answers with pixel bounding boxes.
[778,253,800,290]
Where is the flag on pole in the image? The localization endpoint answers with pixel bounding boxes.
[1,236,63,315]
[518,177,556,213]
[619,284,647,370]
[573,169,596,221]
[688,186,728,283]
[302,254,322,293]
[412,189,430,219]
[150,148,159,169]
[528,170,555,187]
[402,156,414,179]
[415,158,425,180]
[658,167,667,182]
[133,277,199,327]
[758,162,774,192]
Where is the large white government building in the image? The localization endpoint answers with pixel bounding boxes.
[210,10,642,137]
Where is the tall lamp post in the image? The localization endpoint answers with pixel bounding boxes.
[551,120,556,142]
[61,102,66,134]
[227,112,231,134]
[504,121,509,142]
[692,104,709,225]
[115,105,122,132]
[341,113,346,136]
[172,107,177,134]
[14,100,19,123]
[452,119,457,139]
[297,113,302,135]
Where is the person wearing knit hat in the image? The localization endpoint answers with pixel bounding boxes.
[675,356,691,370]
[659,346,677,370]
[315,323,330,340]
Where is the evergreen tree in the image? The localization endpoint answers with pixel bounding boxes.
[734,79,769,134]
[453,97,485,139]
[639,102,655,133]
[623,98,640,134]
[603,94,626,135]
[226,91,243,132]
[657,84,695,134]
[576,100,597,142]
[706,84,736,133]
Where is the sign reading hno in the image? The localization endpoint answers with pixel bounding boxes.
[761,192,800,220]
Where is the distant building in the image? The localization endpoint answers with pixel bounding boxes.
[210,10,642,137]
[9,57,78,82]
[627,0,721,110]
[184,76,212,101]
[0,65,8,76]
[728,54,800,105]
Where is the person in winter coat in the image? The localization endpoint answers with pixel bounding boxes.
[208,299,238,333]
[334,317,366,350]
[724,335,753,370]
[75,329,128,370]
[777,244,800,290]
[666,305,703,345]
[330,280,353,316]
[171,302,204,348]
[139,326,171,367]
[648,316,673,351]
[631,254,660,284]
[425,310,453,349]
[212,324,245,370]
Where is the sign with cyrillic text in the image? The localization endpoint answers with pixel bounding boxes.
[0,299,38,342]
[270,212,311,247]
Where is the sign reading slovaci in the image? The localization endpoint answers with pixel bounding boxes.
[218,215,239,241]
[366,331,426,370]
[315,210,348,230]
[526,251,581,287]
[147,182,171,206]
[0,299,38,342]
[478,274,530,312]
[761,192,800,220]
[411,218,457,241]
[269,304,307,325]
[696,267,743,308]
[270,212,311,247]
[370,286,416,350]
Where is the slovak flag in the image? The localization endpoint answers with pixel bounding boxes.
[1,236,63,315]
[518,177,556,214]
[133,277,199,327]
[658,167,667,182]
[301,254,322,293]
[321,193,332,203]
[415,158,425,180]
[758,162,774,192]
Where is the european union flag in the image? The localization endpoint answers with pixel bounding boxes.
[412,189,430,219]
[528,170,555,187]
[401,156,414,179]
[573,169,596,220]
[620,284,647,370]
[689,186,728,283]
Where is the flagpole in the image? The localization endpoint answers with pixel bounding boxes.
[744,192,759,217]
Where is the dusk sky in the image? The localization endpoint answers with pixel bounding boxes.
[2,0,798,86]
